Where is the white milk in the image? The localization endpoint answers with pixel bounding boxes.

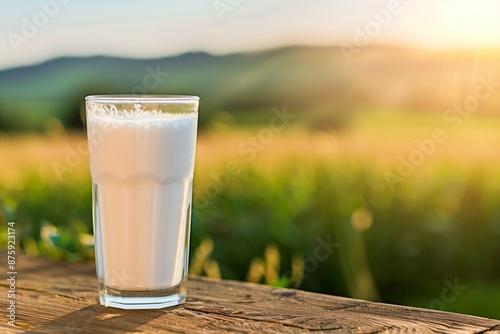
[87,109,197,291]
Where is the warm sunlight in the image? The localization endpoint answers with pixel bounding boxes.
[440,0,500,47]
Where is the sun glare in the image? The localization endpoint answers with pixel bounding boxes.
[440,0,500,47]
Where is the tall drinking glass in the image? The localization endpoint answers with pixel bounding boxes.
[85,95,199,309]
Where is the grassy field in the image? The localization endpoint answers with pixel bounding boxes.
[1,110,500,319]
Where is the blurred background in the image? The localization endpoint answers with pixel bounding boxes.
[1,0,500,319]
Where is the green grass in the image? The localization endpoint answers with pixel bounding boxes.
[404,280,500,320]
[1,112,500,320]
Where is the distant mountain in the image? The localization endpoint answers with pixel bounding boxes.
[1,46,500,131]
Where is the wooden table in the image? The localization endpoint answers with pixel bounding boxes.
[1,253,499,333]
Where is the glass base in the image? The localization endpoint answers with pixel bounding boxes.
[98,278,187,310]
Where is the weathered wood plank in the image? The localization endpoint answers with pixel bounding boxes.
[1,253,499,333]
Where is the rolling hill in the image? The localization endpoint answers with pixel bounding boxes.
[1,46,500,131]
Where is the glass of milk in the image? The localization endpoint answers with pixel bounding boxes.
[85,95,199,309]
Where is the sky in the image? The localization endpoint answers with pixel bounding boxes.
[1,0,500,70]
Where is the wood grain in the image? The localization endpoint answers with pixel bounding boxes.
[1,253,499,333]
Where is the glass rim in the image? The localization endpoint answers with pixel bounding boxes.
[85,95,199,104]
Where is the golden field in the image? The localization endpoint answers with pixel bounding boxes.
[2,111,500,319]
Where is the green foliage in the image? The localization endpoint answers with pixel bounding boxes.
[1,154,500,319]
[0,173,93,261]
